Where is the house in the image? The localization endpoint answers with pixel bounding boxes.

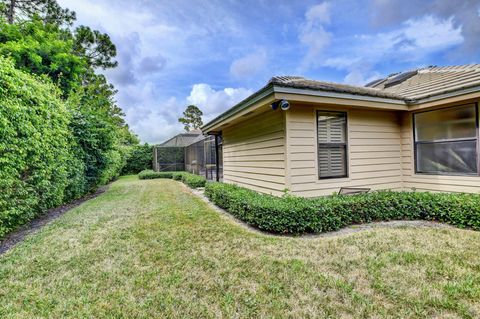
[201,65,480,197]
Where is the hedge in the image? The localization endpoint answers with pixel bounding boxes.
[138,170,176,179]
[181,173,207,188]
[0,57,72,238]
[122,144,153,174]
[204,182,480,235]
[0,57,129,239]
[138,170,206,188]
[172,172,186,181]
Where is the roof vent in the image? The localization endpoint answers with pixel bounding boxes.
[383,70,418,88]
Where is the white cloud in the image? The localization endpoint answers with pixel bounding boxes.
[369,0,480,58]
[324,15,463,85]
[123,83,252,143]
[305,2,330,24]
[299,2,332,67]
[230,49,268,79]
[187,84,252,121]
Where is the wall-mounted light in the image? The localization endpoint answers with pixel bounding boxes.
[270,99,290,111]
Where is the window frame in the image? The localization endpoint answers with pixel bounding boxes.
[413,103,480,176]
[316,110,349,180]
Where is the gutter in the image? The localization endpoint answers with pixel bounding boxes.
[202,84,407,132]
[408,85,480,105]
[274,86,407,105]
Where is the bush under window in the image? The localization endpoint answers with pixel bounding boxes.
[204,182,480,235]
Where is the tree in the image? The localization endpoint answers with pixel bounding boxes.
[1,0,76,25]
[0,19,87,95]
[178,105,203,132]
[73,26,118,69]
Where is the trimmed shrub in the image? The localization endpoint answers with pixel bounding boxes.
[204,182,480,235]
[138,170,175,180]
[138,170,206,188]
[172,172,186,181]
[181,173,206,188]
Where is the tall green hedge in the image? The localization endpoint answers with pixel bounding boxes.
[0,57,129,238]
[205,182,480,235]
[122,144,153,174]
[0,57,73,237]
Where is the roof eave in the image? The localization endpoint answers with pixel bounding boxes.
[201,84,275,132]
[410,85,480,105]
[273,86,407,105]
[201,84,409,132]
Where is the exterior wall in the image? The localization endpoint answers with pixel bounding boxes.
[221,99,480,197]
[285,104,404,197]
[222,110,286,196]
[401,110,480,193]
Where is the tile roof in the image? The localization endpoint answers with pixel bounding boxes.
[202,64,480,131]
[269,76,405,100]
[270,64,480,103]
[367,64,480,101]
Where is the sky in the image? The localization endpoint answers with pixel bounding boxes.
[58,0,480,144]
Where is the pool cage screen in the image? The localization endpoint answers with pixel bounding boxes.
[153,146,185,172]
[154,135,222,181]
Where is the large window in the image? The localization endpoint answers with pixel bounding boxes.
[414,104,478,175]
[317,111,348,179]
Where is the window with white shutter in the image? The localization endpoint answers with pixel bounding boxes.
[317,111,348,179]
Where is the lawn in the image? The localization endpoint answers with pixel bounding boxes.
[1,176,479,318]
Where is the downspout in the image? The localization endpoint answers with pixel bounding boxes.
[214,134,220,182]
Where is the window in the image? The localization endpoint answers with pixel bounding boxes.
[414,104,478,175]
[317,111,348,179]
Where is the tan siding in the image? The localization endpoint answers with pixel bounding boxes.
[221,99,480,197]
[287,105,404,197]
[400,112,480,193]
[222,110,286,195]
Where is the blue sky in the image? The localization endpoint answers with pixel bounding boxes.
[58,0,480,143]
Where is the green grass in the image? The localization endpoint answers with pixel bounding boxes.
[1,176,479,318]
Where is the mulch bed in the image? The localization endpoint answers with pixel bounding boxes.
[0,186,108,255]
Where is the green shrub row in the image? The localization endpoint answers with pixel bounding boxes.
[138,170,176,179]
[0,57,71,238]
[0,57,129,238]
[204,182,480,235]
[181,173,207,188]
[138,170,206,188]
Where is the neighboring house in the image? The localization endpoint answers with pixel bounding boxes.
[201,65,480,197]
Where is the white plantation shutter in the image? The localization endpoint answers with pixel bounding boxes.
[317,111,347,178]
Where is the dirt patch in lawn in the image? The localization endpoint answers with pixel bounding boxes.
[189,186,454,238]
[0,186,108,255]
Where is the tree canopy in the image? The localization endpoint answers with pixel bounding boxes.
[1,0,76,25]
[178,105,203,132]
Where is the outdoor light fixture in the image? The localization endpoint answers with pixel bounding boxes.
[279,99,290,111]
[270,99,290,111]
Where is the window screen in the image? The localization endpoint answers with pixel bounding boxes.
[414,104,478,175]
[317,111,348,179]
